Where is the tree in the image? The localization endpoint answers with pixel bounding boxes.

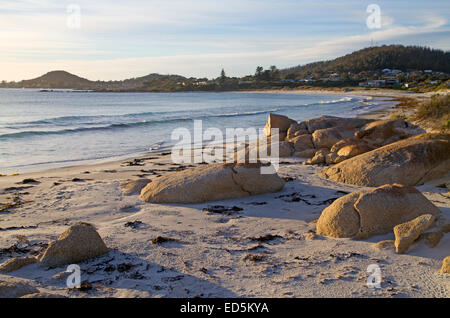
[255,66,264,78]
[220,69,227,80]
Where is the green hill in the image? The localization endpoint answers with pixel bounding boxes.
[281,45,450,79]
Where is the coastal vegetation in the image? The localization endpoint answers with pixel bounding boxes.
[1,45,449,92]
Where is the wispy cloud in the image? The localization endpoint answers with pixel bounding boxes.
[0,0,449,80]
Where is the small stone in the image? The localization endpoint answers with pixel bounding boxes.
[394,214,435,254]
[0,257,37,273]
[373,240,395,250]
[419,230,444,248]
[440,256,450,274]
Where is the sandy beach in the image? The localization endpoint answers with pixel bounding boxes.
[0,92,449,298]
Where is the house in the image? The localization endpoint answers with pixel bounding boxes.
[359,80,385,87]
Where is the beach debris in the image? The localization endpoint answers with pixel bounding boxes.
[440,256,450,274]
[140,163,285,204]
[246,201,267,206]
[102,169,117,173]
[249,234,282,242]
[0,257,37,273]
[71,178,84,182]
[316,184,441,239]
[124,220,142,229]
[120,179,151,196]
[151,236,180,244]
[2,186,33,193]
[39,222,108,267]
[0,196,23,212]
[123,158,145,166]
[243,254,266,262]
[203,205,243,215]
[394,214,435,253]
[320,133,450,186]
[21,178,39,184]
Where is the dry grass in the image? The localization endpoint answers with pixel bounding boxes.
[414,95,450,131]
[393,95,450,131]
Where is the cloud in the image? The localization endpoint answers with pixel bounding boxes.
[0,0,449,80]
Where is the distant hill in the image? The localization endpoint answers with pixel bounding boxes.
[5,71,190,91]
[281,45,450,78]
[17,71,92,89]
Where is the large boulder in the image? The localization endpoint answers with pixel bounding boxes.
[289,134,314,151]
[355,119,417,147]
[286,122,308,140]
[140,163,285,203]
[39,222,108,267]
[263,114,296,137]
[302,116,372,133]
[312,127,355,149]
[316,184,441,239]
[320,134,450,186]
[394,214,435,253]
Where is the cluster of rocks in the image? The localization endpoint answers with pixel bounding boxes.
[316,183,449,255]
[262,113,449,187]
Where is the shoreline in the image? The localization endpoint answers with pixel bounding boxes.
[0,90,407,176]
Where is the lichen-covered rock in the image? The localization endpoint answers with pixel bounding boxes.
[320,134,450,186]
[0,257,37,273]
[355,119,414,147]
[302,116,372,134]
[312,127,355,149]
[39,222,108,267]
[394,214,435,253]
[316,184,441,239]
[140,163,285,203]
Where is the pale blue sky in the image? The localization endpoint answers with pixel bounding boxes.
[1,0,449,80]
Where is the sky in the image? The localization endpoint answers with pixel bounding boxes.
[1,0,449,81]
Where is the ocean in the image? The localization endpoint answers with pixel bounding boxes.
[0,89,385,173]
